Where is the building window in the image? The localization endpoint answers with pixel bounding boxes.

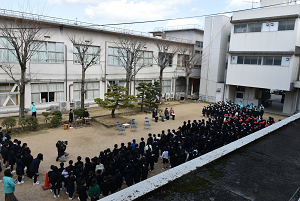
[195,50,201,54]
[177,54,189,67]
[247,23,262,32]
[73,82,100,101]
[0,83,19,107]
[31,41,64,63]
[73,45,100,65]
[234,24,247,33]
[137,51,153,66]
[278,20,295,31]
[158,52,173,67]
[31,83,64,104]
[176,78,186,93]
[237,56,244,64]
[162,80,171,94]
[107,47,153,66]
[195,41,203,48]
[234,56,287,66]
[0,37,18,62]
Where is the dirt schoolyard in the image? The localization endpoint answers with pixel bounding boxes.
[0,102,287,201]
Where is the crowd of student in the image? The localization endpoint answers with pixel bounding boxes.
[0,101,275,200]
[0,128,43,201]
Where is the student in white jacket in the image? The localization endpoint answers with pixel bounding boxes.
[161,148,169,170]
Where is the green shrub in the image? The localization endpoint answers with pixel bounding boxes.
[19,115,27,131]
[42,112,51,125]
[25,116,38,130]
[2,117,16,132]
[53,111,62,121]
[50,116,60,127]
[74,108,85,119]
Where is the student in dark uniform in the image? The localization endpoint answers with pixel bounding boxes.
[50,166,62,198]
[30,153,43,185]
[78,180,88,201]
[69,109,74,128]
[16,153,25,184]
[141,162,148,181]
[66,172,76,200]
[101,176,109,197]
[152,108,158,122]
[114,169,123,191]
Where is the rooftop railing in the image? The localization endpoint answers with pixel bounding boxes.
[0,8,193,44]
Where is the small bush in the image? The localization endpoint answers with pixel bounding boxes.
[42,112,51,125]
[50,116,60,127]
[25,116,38,130]
[19,115,27,131]
[53,111,62,121]
[74,108,85,119]
[2,117,16,132]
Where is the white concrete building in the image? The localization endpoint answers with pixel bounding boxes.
[0,10,196,114]
[200,0,300,115]
[199,15,231,103]
[151,25,204,98]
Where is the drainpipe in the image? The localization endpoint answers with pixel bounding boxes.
[69,84,73,103]
[65,45,68,101]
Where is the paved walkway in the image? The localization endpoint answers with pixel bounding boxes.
[137,118,300,201]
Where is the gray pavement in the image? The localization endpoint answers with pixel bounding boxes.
[136,119,300,201]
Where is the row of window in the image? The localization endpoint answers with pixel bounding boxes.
[231,56,290,66]
[107,47,153,66]
[0,38,202,68]
[1,79,184,106]
[234,20,295,33]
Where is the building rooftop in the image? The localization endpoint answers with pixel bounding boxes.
[0,8,194,44]
[137,118,300,201]
[151,24,204,33]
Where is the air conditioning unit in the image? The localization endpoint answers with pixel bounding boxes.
[270,22,274,26]
[165,93,170,100]
[170,92,174,100]
[74,101,81,109]
[286,58,290,61]
[266,23,269,26]
[59,101,70,114]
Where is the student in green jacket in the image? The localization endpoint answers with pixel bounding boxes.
[3,169,18,201]
[89,178,100,201]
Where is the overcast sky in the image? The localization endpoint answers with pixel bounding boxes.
[0,0,260,31]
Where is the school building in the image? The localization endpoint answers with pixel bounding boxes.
[200,0,300,115]
[0,9,203,114]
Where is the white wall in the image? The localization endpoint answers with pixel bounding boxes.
[0,18,195,110]
[226,62,293,90]
[199,15,231,102]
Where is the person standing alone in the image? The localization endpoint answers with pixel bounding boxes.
[31,102,36,118]
[3,169,18,201]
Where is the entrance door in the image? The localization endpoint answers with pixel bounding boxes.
[234,92,244,104]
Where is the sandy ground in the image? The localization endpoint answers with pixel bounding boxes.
[0,102,287,201]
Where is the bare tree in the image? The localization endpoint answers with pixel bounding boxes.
[69,34,101,108]
[178,46,202,100]
[114,34,147,95]
[0,16,49,117]
[154,40,178,102]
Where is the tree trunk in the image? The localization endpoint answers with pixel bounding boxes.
[81,68,85,108]
[159,67,163,103]
[111,108,115,118]
[141,96,144,112]
[19,68,26,117]
[185,75,190,100]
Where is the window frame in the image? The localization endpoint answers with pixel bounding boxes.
[31,41,64,63]
[73,45,100,65]
[31,82,64,104]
